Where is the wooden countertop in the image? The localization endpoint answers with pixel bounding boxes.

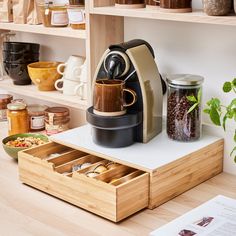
[1,122,236,236]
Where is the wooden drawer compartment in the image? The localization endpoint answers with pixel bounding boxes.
[18,142,149,222]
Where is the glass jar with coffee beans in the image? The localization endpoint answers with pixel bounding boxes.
[166,74,204,142]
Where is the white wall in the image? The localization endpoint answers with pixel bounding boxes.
[125,1,236,174]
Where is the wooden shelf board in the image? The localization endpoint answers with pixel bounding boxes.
[90,7,236,26]
[0,77,88,110]
[0,22,86,39]
[50,124,222,172]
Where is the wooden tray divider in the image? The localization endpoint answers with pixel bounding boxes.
[94,165,135,183]
[55,155,103,174]
[76,160,110,175]
[47,150,88,167]
[111,170,145,186]
[23,142,73,159]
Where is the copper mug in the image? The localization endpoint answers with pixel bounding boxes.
[93,79,137,117]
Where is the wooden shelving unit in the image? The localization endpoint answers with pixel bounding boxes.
[0,77,88,110]
[90,6,236,26]
[0,22,86,39]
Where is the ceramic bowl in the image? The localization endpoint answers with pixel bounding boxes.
[2,133,49,160]
[3,62,32,85]
[28,61,62,91]
[3,51,39,63]
[3,42,40,53]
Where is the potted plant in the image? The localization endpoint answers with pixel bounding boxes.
[204,78,236,162]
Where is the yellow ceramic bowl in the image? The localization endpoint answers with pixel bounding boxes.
[28,61,62,91]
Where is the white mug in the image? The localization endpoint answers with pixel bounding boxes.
[57,55,85,81]
[79,60,87,83]
[55,78,84,96]
[76,82,87,100]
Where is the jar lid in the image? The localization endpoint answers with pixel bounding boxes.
[7,102,26,110]
[45,107,70,117]
[28,104,48,115]
[166,74,204,86]
[0,94,13,104]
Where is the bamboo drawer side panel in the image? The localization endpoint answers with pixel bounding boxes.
[148,139,224,209]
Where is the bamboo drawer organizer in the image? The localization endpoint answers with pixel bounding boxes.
[18,125,224,222]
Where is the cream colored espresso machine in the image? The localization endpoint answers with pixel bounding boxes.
[86,39,166,147]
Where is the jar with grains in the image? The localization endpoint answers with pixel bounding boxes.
[0,94,13,121]
[7,101,29,135]
[166,74,204,142]
[202,0,231,16]
[45,107,70,135]
[28,104,47,132]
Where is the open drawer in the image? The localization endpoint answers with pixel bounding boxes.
[18,142,149,222]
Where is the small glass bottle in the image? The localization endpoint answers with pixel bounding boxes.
[7,101,29,135]
[166,74,204,142]
[28,104,47,132]
[0,94,13,121]
[44,107,70,135]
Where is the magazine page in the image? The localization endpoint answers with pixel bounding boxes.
[150,195,236,236]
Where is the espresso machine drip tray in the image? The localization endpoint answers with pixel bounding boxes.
[86,107,142,148]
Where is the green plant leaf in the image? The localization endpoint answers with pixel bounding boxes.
[197,88,202,102]
[229,98,236,108]
[203,109,211,114]
[211,98,221,109]
[223,81,232,93]
[223,115,227,131]
[234,155,236,163]
[187,103,198,114]
[232,78,236,87]
[230,146,236,156]
[187,95,197,103]
[234,130,236,143]
[210,107,221,126]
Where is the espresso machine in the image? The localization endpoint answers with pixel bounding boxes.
[86,39,166,147]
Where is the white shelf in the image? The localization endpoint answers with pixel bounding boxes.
[50,125,222,172]
[0,77,88,110]
[91,6,236,26]
[0,22,86,39]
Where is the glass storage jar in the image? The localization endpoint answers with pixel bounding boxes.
[166,74,204,142]
[67,5,85,30]
[28,104,47,132]
[160,0,192,12]
[7,101,29,135]
[45,107,70,135]
[38,3,69,27]
[0,94,13,121]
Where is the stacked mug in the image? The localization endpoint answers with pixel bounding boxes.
[3,42,40,85]
[55,55,87,100]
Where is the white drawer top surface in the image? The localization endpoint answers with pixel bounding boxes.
[50,125,222,172]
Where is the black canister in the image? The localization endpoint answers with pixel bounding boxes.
[166,74,204,142]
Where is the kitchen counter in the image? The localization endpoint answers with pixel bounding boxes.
[1,121,236,236]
